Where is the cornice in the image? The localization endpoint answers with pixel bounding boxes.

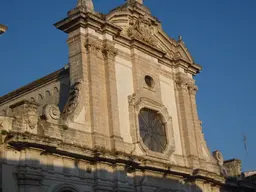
[6,131,226,184]
[55,11,122,37]
[114,35,200,75]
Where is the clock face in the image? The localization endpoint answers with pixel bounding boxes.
[138,108,167,153]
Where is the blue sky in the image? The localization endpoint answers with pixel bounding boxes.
[0,0,255,171]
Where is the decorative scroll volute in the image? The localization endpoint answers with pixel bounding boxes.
[43,104,61,123]
[62,80,83,117]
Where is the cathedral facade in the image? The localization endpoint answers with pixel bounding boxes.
[0,0,255,192]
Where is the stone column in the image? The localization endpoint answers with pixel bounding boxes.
[102,40,123,151]
[175,72,199,167]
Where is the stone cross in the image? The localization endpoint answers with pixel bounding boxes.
[77,0,94,11]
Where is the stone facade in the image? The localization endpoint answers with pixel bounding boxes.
[0,0,255,192]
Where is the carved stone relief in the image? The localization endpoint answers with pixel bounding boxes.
[25,105,39,130]
[43,104,61,123]
[10,100,40,132]
[124,16,157,46]
[62,80,82,117]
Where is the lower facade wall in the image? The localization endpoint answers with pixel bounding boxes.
[1,162,221,192]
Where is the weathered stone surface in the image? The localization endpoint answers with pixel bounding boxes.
[0,1,254,192]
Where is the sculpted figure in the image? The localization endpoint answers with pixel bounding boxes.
[77,0,94,11]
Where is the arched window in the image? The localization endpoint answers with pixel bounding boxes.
[138,108,167,153]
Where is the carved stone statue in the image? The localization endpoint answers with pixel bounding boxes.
[77,0,94,12]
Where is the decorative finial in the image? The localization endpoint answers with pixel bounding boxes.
[0,24,8,35]
[77,0,94,12]
[128,0,144,4]
[178,35,183,41]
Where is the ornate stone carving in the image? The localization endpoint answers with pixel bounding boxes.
[102,43,117,60]
[189,84,198,95]
[213,150,229,177]
[174,73,189,92]
[128,93,137,105]
[125,16,157,46]
[25,107,38,129]
[128,0,144,4]
[62,80,82,116]
[175,72,198,94]
[213,150,224,166]
[85,39,103,58]
[43,104,61,121]
[77,0,94,12]
[175,72,188,86]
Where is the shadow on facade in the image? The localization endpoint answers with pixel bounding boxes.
[1,157,206,192]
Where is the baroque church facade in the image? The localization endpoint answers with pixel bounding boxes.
[0,0,255,191]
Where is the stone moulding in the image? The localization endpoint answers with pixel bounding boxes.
[128,93,175,160]
[4,131,225,185]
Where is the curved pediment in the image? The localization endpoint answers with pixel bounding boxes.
[107,5,195,65]
[155,30,194,63]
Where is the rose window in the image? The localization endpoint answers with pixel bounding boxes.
[138,108,167,153]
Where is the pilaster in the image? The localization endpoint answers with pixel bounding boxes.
[188,81,206,160]
[102,40,124,151]
[85,37,111,149]
[175,72,199,167]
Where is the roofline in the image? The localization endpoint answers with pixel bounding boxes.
[0,67,69,105]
